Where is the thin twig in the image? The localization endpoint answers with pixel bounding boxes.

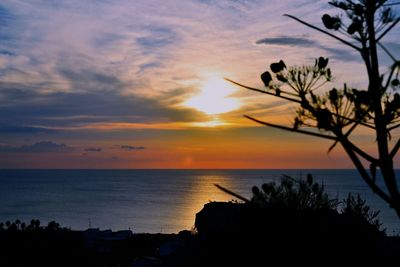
[390,138,400,158]
[388,123,400,131]
[347,139,379,164]
[214,184,250,202]
[333,113,375,129]
[340,139,393,205]
[284,14,361,52]
[376,17,400,42]
[225,78,302,103]
[378,42,398,63]
[244,115,337,140]
[383,62,400,91]
[383,2,400,7]
[228,77,374,131]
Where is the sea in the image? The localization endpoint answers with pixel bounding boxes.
[0,169,399,235]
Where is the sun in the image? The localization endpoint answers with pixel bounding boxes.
[184,77,241,115]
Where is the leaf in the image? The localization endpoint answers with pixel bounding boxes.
[326,68,332,80]
[331,17,341,30]
[354,4,364,17]
[329,88,338,105]
[318,57,329,69]
[321,14,341,31]
[270,60,286,73]
[322,14,334,29]
[347,20,362,35]
[316,109,332,130]
[277,74,287,83]
[382,8,394,24]
[261,71,272,86]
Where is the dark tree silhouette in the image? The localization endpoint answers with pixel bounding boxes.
[228,1,400,217]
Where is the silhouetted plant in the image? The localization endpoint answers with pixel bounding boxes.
[8,223,17,232]
[217,174,382,226]
[342,193,382,229]
[15,219,21,230]
[228,0,400,218]
[251,174,339,211]
[34,219,40,229]
[0,219,68,232]
[46,221,61,231]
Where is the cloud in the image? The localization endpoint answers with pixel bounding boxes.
[136,27,177,49]
[0,80,209,130]
[120,145,145,151]
[0,124,53,134]
[0,141,70,152]
[256,36,316,47]
[58,68,125,93]
[0,0,389,139]
[0,5,16,43]
[0,50,14,56]
[84,147,102,152]
[256,35,360,62]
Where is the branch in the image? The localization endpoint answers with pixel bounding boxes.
[378,42,397,63]
[244,115,337,140]
[327,108,374,154]
[346,139,379,164]
[284,14,361,52]
[228,78,375,132]
[249,101,391,202]
[388,122,400,131]
[225,78,302,103]
[327,132,378,165]
[389,138,400,158]
[342,105,374,139]
[214,184,250,202]
[383,62,400,91]
[376,17,400,42]
[332,113,376,130]
[340,138,394,205]
[382,2,400,6]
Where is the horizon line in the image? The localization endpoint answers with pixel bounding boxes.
[0,168,367,171]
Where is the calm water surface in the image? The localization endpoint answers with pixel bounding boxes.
[0,169,399,234]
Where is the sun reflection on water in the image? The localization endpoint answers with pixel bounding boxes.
[172,175,248,231]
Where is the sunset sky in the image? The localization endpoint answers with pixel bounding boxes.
[0,0,399,168]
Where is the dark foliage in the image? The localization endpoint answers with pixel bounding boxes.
[342,193,382,229]
[251,174,338,211]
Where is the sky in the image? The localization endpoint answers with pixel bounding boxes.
[0,0,399,169]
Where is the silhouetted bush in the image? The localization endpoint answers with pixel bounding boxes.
[251,174,338,211]
[199,174,389,264]
[250,174,382,228]
[0,219,68,232]
[341,193,382,230]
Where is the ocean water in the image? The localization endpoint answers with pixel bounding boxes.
[0,169,399,234]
